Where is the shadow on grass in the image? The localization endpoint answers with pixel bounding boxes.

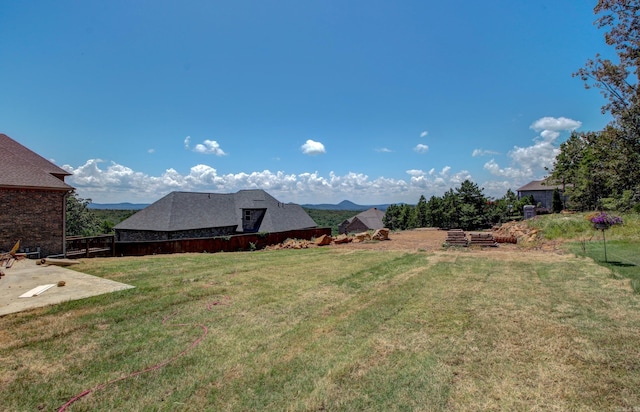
[605,261,637,268]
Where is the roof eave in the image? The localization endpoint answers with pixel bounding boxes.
[0,184,73,191]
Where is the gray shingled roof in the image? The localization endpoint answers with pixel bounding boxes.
[353,208,385,230]
[0,134,73,190]
[341,208,385,231]
[115,189,317,233]
[517,179,564,192]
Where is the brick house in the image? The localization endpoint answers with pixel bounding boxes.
[0,134,73,257]
[114,189,318,241]
[338,208,385,234]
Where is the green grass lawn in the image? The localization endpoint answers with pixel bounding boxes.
[568,239,640,293]
[2,244,640,410]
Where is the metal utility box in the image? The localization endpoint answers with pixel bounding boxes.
[523,205,536,220]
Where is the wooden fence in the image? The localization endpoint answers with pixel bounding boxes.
[114,228,331,257]
[66,234,116,258]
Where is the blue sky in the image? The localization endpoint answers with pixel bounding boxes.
[1,1,612,205]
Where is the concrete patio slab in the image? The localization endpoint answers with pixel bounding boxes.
[0,258,134,316]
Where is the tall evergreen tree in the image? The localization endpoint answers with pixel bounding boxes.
[415,195,428,228]
[456,180,487,230]
[383,204,401,230]
[552,188,564,213]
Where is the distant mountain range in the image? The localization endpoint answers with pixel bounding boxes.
[302,200,389,211]
[89,202,150,210]
[90,199,389,211]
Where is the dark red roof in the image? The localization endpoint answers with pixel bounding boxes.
[0,134,73,191]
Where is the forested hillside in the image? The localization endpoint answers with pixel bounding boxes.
[304,209,357,235]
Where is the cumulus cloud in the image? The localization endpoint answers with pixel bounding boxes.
[472,148,500,157]
[420,131,428,138]
[184,136,227,156]
[376,147,393,153]
[484,116,581,183]
[195,140,227,156]
[530,117,582,133]
[64,159,478,205]
[70,117,580,205]
[483,159,531,179]
[301,139,326,155]
[406,169,426,177]
[413,144,429,154]
[403,166,466,190]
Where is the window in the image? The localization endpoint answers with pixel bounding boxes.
[244,210,251,221]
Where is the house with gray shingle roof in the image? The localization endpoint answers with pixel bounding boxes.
[0,134,74,257]
[114,189,318,242]
[338,208,385,234]
[517,179,568,211]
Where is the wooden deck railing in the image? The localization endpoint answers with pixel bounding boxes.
[66,234,115,258]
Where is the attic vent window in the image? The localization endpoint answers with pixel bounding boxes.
[244,210,251,221]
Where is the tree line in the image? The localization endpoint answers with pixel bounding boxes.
[383,180,535,231]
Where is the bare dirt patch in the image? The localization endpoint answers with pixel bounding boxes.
[332,227,568,263]
[328,228,443,252]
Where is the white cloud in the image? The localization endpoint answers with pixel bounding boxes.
[406,169,426,177]
[420,131,428,138]
[184,136,227,156]
[480,179,513,196]
[376,147,393,153]
[148,148,155,154]
[484,139,559,180]
[65,159,477,205]
[472,148,499,157]
[484,116,581,184]
[530,116,581,133]
[65,118,583,206]
[404,166,461,190]
[483,159,531,179]
[301,139,326,155]
[413,144,429,154]
[194,140,227,156]
[450,170,472,184]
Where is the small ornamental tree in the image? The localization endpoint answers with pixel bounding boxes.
[588,212,623,262]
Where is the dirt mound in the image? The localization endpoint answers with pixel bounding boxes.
[264,238,315,250]
[493,221,540,243]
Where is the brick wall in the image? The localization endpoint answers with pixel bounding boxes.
[0,188,67,256]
